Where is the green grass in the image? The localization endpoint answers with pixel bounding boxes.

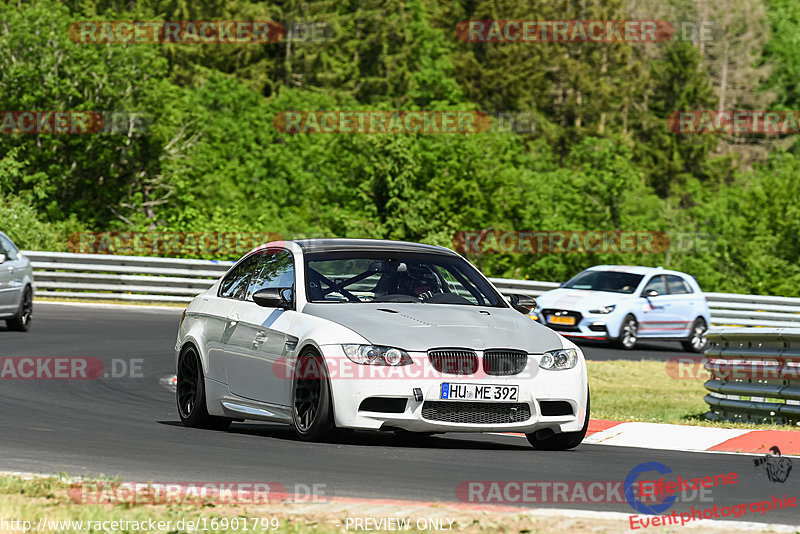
[587,360,800,431]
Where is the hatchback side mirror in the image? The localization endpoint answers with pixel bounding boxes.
[253,287,293,309]
[642,289,659,298]
[509,294,537,314]
[0,254,5,264]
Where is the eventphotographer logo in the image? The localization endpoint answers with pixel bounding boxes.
[754,446,793,483]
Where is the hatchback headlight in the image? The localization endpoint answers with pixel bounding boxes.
[589,305,616,314]
[342,344,413,366]
[539,348,579,370]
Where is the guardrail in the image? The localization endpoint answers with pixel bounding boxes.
[24,251,233,303]
[704,328,800,425]
[20,251,800,327]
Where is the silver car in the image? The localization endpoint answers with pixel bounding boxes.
[0,231,34,332]
[175,239,589,449]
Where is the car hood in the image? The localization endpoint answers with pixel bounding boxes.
[301,303,564,352]
[535,288,634,311]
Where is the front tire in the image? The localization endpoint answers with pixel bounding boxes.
[292,351,336,442]
[176,346,232,430]
[526,390,590,451]
[615,315,638,350]
[6,286,32,332]
[682,318,709,353]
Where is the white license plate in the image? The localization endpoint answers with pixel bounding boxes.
[440,383,519,401]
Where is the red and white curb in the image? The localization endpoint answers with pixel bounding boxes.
[582,419,800,456]
[504,419,799,456]
[502,419,800,456]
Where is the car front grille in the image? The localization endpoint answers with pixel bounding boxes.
[421,401,531,424]
[428,349,478,374]
[483,350,528,375]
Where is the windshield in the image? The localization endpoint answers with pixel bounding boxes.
[305,252,504,306]
[562,270,644,294]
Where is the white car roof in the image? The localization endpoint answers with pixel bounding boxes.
[585,265,692,278]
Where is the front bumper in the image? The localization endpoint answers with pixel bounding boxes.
[319,345,588,434]
[534,309,619,340]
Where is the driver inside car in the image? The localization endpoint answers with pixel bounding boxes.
[396,265,443,300]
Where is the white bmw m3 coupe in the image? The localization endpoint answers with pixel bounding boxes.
[175,239,589,450]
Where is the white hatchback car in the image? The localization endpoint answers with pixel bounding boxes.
[533,265,711,352]
[0,231,34,332]
[175,239,590,449]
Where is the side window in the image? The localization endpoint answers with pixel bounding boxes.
[0,235,16,260]
[219,254,260,299]
[665,275,693,294]
[642,275,667,296]
[246,250,295,301]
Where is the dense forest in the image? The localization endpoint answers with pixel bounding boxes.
[1,0,800,295]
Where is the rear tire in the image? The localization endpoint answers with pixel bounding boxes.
[292,351,336,442]
[526,390,590,451]
[615,315,638,350]
[6,286,32,332]
[681,318,709,353]
[176,346,232,430]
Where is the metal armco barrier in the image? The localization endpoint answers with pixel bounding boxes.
[20,251,800,328]
[704,328,800,425]
[24,251,232,303]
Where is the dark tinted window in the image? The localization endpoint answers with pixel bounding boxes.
[219,254,260,299]
[643,275,667,296]
[562,270,643,294]
[246,250,295,301]
[666,275,692,294]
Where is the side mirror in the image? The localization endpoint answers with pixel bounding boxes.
[0,254,5,264]
[509,294,537,314]
[642,289,659,298]
[252,287,293,309]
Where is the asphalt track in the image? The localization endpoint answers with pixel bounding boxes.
[0,302,797,524]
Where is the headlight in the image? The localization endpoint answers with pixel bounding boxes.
[589,305,616,314]
[540,348,579,370]
[342,345,413,366]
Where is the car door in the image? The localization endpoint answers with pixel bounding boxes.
[204,253,261,383]
[222,249,296,406]
[637,275,681,337]
[663,274,697,338]
[0,235,20,312]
